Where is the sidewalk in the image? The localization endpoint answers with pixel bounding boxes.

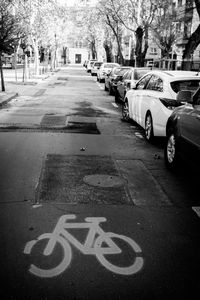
[0,67,52,107]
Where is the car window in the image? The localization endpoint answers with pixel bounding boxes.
[118,68,131,77]
[114,68,130,75]
[123,70,131,80]
[94,62,102,67]
[135,69,150,80]
[146,75,163,92]
[136,74,152,90]
[104,64,119,68]
[170,80,200,94]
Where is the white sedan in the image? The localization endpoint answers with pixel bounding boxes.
[97,62,120,83]
[122,70,200,142]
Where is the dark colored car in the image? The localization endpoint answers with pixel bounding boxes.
[164,87,200,170]
[115,67,150,102]
[104,66,132,95]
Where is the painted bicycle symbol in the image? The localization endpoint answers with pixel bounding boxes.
[24,214,144,278]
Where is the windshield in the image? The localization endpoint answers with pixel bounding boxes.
[114,68,130,75]
[170,80,200,94]
[135,69,149,80]
[104,64,119,68]
[94,62,103,67]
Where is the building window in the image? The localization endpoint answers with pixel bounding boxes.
[178,0,183,7]
[150,47,157,55]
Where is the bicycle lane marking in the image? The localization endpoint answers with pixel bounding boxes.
[23,214,144,278]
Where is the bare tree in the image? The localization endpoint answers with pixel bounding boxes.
[0,0,25,91]
[99,0,158,66]
[97,0,125,64]
[182,0,200,70]
[150,0,178,59]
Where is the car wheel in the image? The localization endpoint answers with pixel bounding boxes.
[164,133,179,170]
[97,76,99,82]
[99,78,103,83]
[122,100,130,121]
[145,112,154,142]
[105,84,108,91]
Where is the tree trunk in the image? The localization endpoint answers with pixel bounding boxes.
[103,41,113,62]
[31,37,40,75]
[63,47,67,65]
[135,27,143,67]
[0,53,5,92]
[91,41,97,59]
[116,36,124,65]
[182,24,200,70]
[22,54,28,82]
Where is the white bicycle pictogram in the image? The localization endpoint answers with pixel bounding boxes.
[24,214,144,278]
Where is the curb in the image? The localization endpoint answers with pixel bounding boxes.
[0,93,18,108]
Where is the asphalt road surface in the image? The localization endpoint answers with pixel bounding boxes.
[0,65,199,300]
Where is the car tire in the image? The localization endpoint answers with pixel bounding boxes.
[145,112,154,142]
[164,132,180,171]
[122,100,130,122]
[97,77,99,82]
[105,84,108,91]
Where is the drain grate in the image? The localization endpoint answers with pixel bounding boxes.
[36,155,129,205]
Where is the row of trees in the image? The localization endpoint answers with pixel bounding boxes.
[74,0,200,68]
[1,0,200,91]
[0,0,70,91]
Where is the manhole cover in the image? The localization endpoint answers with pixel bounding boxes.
[83,174,126,188]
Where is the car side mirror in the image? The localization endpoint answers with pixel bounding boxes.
[131,82,137,89]
[176,90,193,103]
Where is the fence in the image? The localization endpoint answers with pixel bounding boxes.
[147,59,200,72]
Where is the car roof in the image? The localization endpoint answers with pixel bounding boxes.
[102,62,120,65]
[142,70,200,81]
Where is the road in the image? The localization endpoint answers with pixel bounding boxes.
[0,65,199,300]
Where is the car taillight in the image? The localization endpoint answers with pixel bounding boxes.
[159,98,183,110]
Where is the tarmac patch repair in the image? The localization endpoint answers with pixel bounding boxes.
[36,155,129,205]
[35,155,171,206]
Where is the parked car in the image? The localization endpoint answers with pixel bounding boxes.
[87,59,97,73]
[164,87,200,170]
[91,61,103,76]
[104,66,132,95]
[97,63,120,83]
[121,70,200,142]
[83,60,88,68]
[115,67,150,102]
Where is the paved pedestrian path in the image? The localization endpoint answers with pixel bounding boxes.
[0,67,53,106]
